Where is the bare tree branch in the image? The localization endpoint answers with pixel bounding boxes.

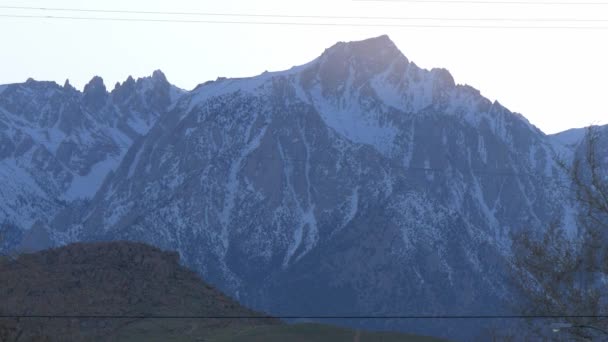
[512,126,608,340]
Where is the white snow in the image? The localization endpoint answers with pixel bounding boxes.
[369,64,405,110]
[187,59,317,114]
[103,125,133,150]
[402,124,415,167]
[409,70,435,112]
[105,201,131,227]
[307,83,398,155]
[169,85,186,104]
[127,145,144,178]
[0,159,52,229]
[472,176,498,229]
[12,125,67,155]
[127,114,150,135]
[0,159,46,198]
[549,127,586,158]
[220,116,269,250]
[282,207,319,267]
[341,186,359,230]
[63,156,120,200]
[276,137,319,267]
[478,135,487,164]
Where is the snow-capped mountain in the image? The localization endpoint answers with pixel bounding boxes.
[0,35,602,339]
[0,70,182,250]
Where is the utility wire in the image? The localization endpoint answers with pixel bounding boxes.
[353,0,608,5]
[1,14,608,29]
[2,314,608,319]
[1,5,607,22]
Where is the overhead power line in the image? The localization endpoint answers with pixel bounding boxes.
[1,5,608,22]
[353,0,608,5]
[1,14,608,29]
[2,314,608,319]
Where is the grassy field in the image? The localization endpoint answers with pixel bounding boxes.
[207,323,449,342]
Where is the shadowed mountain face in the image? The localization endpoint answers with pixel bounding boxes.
[0,71,183,252]
[0,241,278,341]
[0,35,604,340]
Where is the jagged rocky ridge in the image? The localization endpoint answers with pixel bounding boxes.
[0,35,604,339]
[0,71,183,250]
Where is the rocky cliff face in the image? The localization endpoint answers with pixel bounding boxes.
[39,36,567,339]
[0,71,183,250]
[0,35,601,340]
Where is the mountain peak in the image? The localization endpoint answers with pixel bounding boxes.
[151,69,168,83]
[321,35,406,66]
[83,76,108,110]
[306,35,409,96]
[125,75,136,85]
[110,75,137,103]
[84,76,106,91]
[325,35,395,50]
[133,70,170,90]
[352,34,396,50]
[63,79,75,90]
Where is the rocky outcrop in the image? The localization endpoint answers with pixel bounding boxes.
[0,241,277,341]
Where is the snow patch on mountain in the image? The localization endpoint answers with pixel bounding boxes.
[549,127,586,157]
[0,159,54,228]
[187,61,315,114]
[0,70,180,232]
[63,156,120,200]
[307,83,398,154]
[391,192,450,255]
[283,207,318,267]
[342,186,359,230]
[128,144,145,179]
[221,117,270,251]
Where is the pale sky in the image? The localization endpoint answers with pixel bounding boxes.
[1,0,606,134]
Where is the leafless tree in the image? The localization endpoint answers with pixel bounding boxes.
[512,126,608,340]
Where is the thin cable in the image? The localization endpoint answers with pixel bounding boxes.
[1,5,608,22]
[2,14,608,29]
[2,314,608,319]
[353,0,608,5]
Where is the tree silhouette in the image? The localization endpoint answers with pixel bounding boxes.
[512,126,608,340]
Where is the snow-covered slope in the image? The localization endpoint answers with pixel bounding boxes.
[0,70,183,246]
[548,126,587,161]
[1,36,596,340]
[28,36,574,339]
